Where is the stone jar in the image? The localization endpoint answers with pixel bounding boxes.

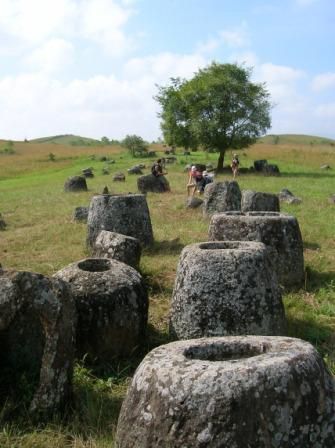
[208,211,304,288]
[0,270,76,418]
[170,241,286,340]
[241,190,280,212]
[203,181,241,217]
[64,175,88,192]
[92,230,141,269]
[54,258,148,361]
[137,174,170,194]
[87,193,154,247]
[116,336,335,448]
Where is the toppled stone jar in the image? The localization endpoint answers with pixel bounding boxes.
[170,241,286,340]
[87,193,154,247]
[208,211,304,288]
[92,230,141,269]
[54,258,148,361]
[0,270,76,418]
[116,336,335,448]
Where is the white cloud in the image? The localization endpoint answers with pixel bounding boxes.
[197,23,250,55]
[124,52,208,82]
[229,51,259,67]
[220,26,249,48]
[0,0,77,44]
[24,39,75,74]
[0,0,135,56]
[312,72,335,91]
[79,0,136,55]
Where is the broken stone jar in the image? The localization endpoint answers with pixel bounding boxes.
[0,270,76,418]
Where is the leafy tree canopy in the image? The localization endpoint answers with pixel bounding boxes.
[155,62,272,170]
[122,134,148,157]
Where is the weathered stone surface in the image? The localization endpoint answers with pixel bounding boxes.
[170,241,285,340]
[203,181,241,217]
[278,189,302,204]
[209,211,304,288]
[82,167,94,178]
[73,206,89,222]
[264,164,280,175]
[116,336,335,448]
[254,159,268,171]
[0,213,6,230]
[128,166,143,175]
[113,172,126,182]
[87,194,153,247]
[241,190,280,212]
[64,175,88,192]
[0,270,76,418]
[185,197,203,209]
[137,174,170,194]
[92,230,141,269]
[54,258,148,361]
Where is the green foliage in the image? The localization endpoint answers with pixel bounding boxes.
[100,137,110,145]
[121,134,148,157]
[48,153,56,161]
[156,62,271,170]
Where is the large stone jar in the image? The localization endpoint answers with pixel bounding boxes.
[116,336,335,448]
[208,211,304,288]
[87,194,153,247]
[54,258,148,361]
[203,181,241,217]
[170,241,286,340]
[0,270,76,418]
[241,190,280,212]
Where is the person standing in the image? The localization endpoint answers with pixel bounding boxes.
[231,153,240,179]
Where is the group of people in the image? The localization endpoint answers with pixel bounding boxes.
[151,152,240,197]
[187,165,214,196]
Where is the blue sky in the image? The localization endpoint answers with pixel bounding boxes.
[0,0,334,141]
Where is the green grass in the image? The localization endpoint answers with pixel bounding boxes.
[30,134,101,145]
[0,139,334,446]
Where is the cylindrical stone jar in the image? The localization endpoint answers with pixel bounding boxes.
[116,336,335,448]
[54,258,148,361]
[87,194,154,247]
[170,241,286,340]
[208,211,304,288]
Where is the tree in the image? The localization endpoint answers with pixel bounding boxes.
[122,134,148,157]
[156,63,271,171]
[101,136,110,145]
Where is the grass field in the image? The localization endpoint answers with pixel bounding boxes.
[0,137,334,447]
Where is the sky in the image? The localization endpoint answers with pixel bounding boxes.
[0,0,334,141]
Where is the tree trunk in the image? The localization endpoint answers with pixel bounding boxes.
[216,149,226,172]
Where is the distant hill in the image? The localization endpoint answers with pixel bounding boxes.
[29,134,101,146]
[259,134,335,145]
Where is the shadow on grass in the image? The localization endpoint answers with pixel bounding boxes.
[144,238,185,256]
[280,171,335,179]
[303,241,321,251]
[305,267,335,291]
